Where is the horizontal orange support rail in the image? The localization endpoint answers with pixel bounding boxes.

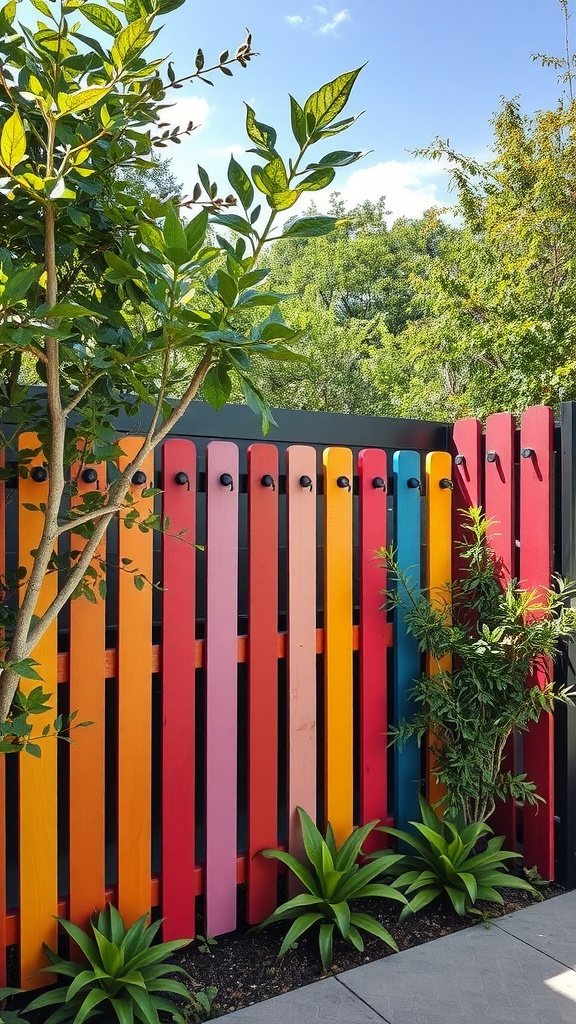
[55,624,393,683]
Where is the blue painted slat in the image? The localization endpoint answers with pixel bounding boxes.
[393,451,422,832]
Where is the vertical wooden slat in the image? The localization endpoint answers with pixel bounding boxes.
[69,460,107,930]
[0,447,6,985]
[205,441,239,935]
[484,412,517,848]
[520,405,554,877]
[18,433,58,987]
[246,444,279,924]
[393,451,422,832]
[451,418,482,580]
[358,448,388,846]
[286,446,317,869]
[425,452,452,809]
[117,440,154,925]
[161,440,197,940]
[323,447,353,843]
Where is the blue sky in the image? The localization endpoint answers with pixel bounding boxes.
[156,0,568,220]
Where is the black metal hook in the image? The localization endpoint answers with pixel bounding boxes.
[439,478,453,490]
[81,467,98,485]
[30,466,48,483]
[175,471,190,490]
[407,477,421,489]
[372,476,386,490]
[337,475,351,491]
[261,474,275,491]
[521,447,535,459]
[132,470,147,486]
[454,454,466,466]
[486,450,498,463]
[299,475,313,491]
[219,472,234,491]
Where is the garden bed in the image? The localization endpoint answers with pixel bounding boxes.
[174,879,563,1018]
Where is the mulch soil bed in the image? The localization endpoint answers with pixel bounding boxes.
[173,878,564,1018]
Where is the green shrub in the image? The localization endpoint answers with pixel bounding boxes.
[259,806,406,970]
[26,904,193,1023]
[371,795,536,918]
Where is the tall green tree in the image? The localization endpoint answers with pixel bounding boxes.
[0,0,365,730]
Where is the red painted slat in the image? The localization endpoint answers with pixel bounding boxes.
[246,444,279,924]
[205,441,239,935]
[286,446,317,874]
[161,440,197,940]
[520,406,554,877]
[484,413,517,848]
[358,448,388,849]
[0,449,5,985]
[451,419,482,580]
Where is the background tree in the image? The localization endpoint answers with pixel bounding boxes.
[0,0,365,731]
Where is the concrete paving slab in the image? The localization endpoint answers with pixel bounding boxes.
[220,976,387,1023]
[339,919,576,1023]
[494,890,576,970]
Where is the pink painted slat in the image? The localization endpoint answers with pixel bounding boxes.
[161,440,197,940]
[286,446,317,874]
[246,444,279,924]
[484,413,517,849]
[358,448,388,850]
[451,418,482,580]
[520,406,554,878]
[205,441,239,935]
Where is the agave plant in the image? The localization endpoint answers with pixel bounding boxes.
[0,988,31,1023]
[259,806,406,970]
[370,794,536,918]
[26,904,193,1024]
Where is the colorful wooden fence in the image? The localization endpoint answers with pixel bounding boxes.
[0,403,565,986]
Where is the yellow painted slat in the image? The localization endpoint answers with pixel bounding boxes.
[425,451,452,811]
[18,433,58,988]
[323,447,353,843]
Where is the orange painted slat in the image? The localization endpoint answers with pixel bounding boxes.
[425,452,452,810]
[117,440,154,925]
[18,433,58,988]
[69,461,107,930]
[286,446,317,872]
[0,447,5,985]
[323,447,354,842]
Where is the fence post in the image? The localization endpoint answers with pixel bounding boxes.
[557,402,576,888]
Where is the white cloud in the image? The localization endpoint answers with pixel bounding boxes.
[162,96,211,133]
[285,14,305,25]
[318,159,452,222]
[208,143,247,158]
[317,8,350,33]
[312,4,328,12]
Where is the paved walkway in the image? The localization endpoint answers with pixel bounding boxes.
[222,891,576,1022]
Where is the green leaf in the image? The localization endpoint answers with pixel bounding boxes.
[350,912,399,950]
[81,3,123,35]
[211,213,255,237]
[280,216,340,239]
[297,806,324,875]
[289,94,307,146]
[245,104,277,153]
[331,900,351,939]
[304,67,364,131]
[44,302,101,319]
[277,913,324,958]
[1,110,26,170]
[163,205,187,252]
[93,928,124,977]
[0,0,17,33]
[76,988,111,1024]
[251,156,289,196]
[259,849,316,892]
[203,365,231,411]
[335,819,380,871]
[111,17,154,68]
[227,155,254,210]
[26,743,41,758]
[184,208,208,254]
[57,86,112,115]
[318,922,334,971]
[296,167,336,193]
[11,658,42,681]
[306,150,366,169]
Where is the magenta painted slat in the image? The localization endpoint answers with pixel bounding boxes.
[520,406,554,878]
[358,448,388,849]
[205,441,239,935]
[285,446,317,874]
[161,439,197,940]
[484,413,517,850]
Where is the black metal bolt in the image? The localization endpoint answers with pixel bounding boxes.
[407,477,421,489]
[219,472,234,490]
[175,471,189,487]
[521,447,535,459]
[486,450,498,463]
[30,466,48,483]
[299,475,313,491]
[132,470,147,486]
[261,474,275,490]
[454,454,466,466]
[439,478,453,490]
[81,467,98,484]
[337,475,351,490]
[372,476,386,490]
